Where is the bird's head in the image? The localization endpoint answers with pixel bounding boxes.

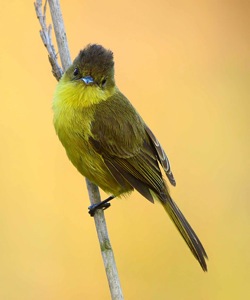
[57,44,116,107]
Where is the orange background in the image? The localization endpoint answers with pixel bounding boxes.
[1,1,249,299]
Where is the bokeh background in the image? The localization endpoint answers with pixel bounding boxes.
[1,0,249,299]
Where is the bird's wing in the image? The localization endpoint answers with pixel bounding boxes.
[89,95,175,202]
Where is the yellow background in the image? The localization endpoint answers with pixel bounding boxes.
[1,0,249,299]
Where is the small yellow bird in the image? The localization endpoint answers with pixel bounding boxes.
[53,44,208,271]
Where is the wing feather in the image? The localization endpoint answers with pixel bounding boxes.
[145,125,176,186]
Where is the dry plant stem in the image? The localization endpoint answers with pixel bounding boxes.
[86,180,124,300]
[47,0,71,70]
[35,0,124,299]
[34,0,63,80]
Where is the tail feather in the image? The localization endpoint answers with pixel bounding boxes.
[162,197,208,271]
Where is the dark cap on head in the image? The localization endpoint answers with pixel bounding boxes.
[73,44,114,77]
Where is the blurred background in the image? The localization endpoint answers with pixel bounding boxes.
[0,0,249,299]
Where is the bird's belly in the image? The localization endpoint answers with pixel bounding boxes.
[58,126,128,196]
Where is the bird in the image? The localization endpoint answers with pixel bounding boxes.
[53,44,208,271]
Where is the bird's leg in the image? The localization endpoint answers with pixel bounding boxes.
[88,195,115,216]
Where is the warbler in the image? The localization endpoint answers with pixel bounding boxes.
[53,44,208,271]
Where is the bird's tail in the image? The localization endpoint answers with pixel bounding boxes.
[161,196,208,271]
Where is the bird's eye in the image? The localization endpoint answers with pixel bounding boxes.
[73,68,79,76]
[101,78,107,87]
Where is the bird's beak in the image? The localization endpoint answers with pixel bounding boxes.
[81,75,95,85]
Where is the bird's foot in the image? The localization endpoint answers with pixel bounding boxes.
[88,195,115,217]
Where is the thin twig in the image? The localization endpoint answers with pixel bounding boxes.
[34,0,63,80]
[85,180,124,299]
[34,1,124,299]
[47,0,71,70]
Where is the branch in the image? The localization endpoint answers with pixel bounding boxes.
[34,1,124,299]
[47,0,71,70]
[34,0,63,80]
